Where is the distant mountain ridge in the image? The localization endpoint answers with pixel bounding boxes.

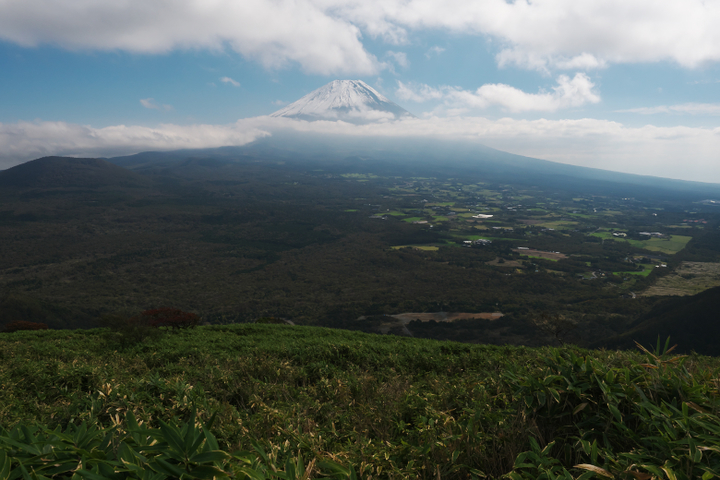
[106,131,720,199]
[0,156,149,188]
[270,80,415,124]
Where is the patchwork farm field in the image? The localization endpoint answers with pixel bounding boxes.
[642,235,693,255]
[590,232,692,255]
[642,261,720,296]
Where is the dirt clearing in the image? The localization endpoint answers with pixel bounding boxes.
[514,249,568,261]
[391,312,504,324]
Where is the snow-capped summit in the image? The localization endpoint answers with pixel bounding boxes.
[270,80,415,124]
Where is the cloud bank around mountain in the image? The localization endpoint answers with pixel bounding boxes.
[618,103,720,115]
[1,116,718,184]
[0,120,270,162]
[397,74,600,112]
[1,0,719,74]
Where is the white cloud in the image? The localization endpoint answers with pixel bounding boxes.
[425,46,445,59]
[220,76,241,87]
[397,74,601,112]
[497,50,607,73]
[330,0,720,69]
[253,116,720,183]
[553,54,607,71]
[140,98,173,111]
[619,103,720,115]
[2,0,720,74]
[2,115,719,184]
[385,50,409,68]
[0,0,379,75]
[396,81,445,103]
[0,120,269,166]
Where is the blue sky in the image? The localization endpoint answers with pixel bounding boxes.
[1,0,719,182]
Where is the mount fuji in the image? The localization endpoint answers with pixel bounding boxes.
[270,80,415,124]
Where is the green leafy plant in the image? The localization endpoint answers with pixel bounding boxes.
[504,339,720,480]
[0,411,354,480]
[3,326,720,480]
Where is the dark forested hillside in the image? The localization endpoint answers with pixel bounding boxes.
[0,156,150,188]
[599,285,720,356]
[1,152,719,350]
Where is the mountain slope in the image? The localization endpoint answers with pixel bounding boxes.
[0,156,150,188]
[597,286,720,356]
[108,132,720,199]
[270,80,415,124]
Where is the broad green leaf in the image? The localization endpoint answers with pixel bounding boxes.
[182,411,198,455]
[188,451,229,464]
[187,465,229,479]
[237,467,268,480]
[152,458,186,478]
[43,463,81,476]
[74,469,114,480]
[158,421,186,459]
[573,403,589,415]
[126,411,139,432]
[661,465,677,480]
[640,465,665,478]
[608,404,622,422]
[0,451,11,480]
[18,462,32,480]
[541,441,556,455]
[0,437,42,457]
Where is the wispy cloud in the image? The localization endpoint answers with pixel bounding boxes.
[425,46,445,59]
[220,76,241,87]
[385,50,408,68]
[497,51,607,74]
[396,82,445,103]
[397,74,600,112]
[688,79,720,85]
[618,103,720,115]
[140,98,173,111]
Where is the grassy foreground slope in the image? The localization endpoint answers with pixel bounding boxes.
[2,325,720,479]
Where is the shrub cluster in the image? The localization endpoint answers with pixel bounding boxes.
[506,339,720,479]
[101,308,200,347]
[2,326,720,479]
[139,308,201,329]
[2,321,48,333]
[0,411,351,480]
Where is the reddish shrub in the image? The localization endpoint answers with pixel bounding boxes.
[3,321,49,333]
[139,308,200,329]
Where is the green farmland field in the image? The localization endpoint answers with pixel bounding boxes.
[591,232,692,255]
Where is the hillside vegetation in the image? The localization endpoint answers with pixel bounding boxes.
[2,156,720,349]
[2,325,720,479]
[601,285,720,355]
